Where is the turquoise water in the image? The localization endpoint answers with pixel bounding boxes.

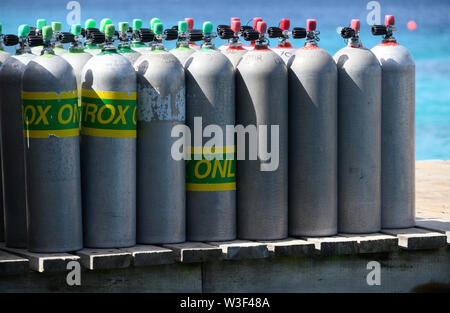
[1,0,449,159]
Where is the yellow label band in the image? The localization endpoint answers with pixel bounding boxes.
[81,127,136,138]
[186,182,236,192]
[81,89,137,100]
[23,129,79,138]
[22,90,78,100]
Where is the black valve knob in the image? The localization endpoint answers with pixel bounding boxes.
[240,25,253,33]
[90,32,106,44]
[292,27,307,39]
[218,27,234,40]
[164,28,178,41]
[341,27,356,39]
[58,32,75,43]
[3,34,19,46]
[27,35,44,47]
[371,25,387,36]
[242,29,259,42]
[189,29,203,42]
[268,27,283,38]
[138,28,154,43]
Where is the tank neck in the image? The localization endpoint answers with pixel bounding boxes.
[348,36,362,48]
[69,41,85,52]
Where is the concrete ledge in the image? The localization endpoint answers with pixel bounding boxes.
[339,233,399,254]
[76,249,132,270]
[301,236,358,255]
[164,242,223,263]
[416,219,450,244]
[0,250,29,276]
[0,243,79,273]
[208,240,269,260]
[381,227,447,250]
[260,238,315,257]
[120,245,175,267]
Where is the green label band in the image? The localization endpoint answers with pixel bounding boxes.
[186,146,236,192]
[22,91,79,138]
[81,89,137,138]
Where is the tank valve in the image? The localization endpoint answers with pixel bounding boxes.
[200,21,217,49]
[218,19,242,48]
[340,19,362,48]
[372,15,397,41]
[268,18,294,47]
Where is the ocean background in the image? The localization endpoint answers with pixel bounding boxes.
[0,0,449,160]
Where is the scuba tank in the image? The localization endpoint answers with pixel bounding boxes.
[0,23,11,66]
[22,25,82,252]
[98,18,113,49]
[219,19,247,68]
[81,24,137,248]
[83,19,101,55]
[61,24,93,121]
[371,15,415,229]
[236,21,288,240]
[218,17,240,51]
[242,17,262,50]
[31,19,47,55]
[288,19,338,237]
[185,22,236,241]
[51,22,67,56]
[0,25,39,247]
[130,19,154,54]
[149,17,162,49]
[269,19,296,64]
[134,22,186,244]
[334,19,382,233]
[170,21,199,66]
[184,18,200,50]
[117,22,141,64]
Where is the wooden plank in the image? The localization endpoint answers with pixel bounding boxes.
[164,242,222,263]
[0,243,79,273]
[260,238,315,257]
[0,250,29,276]
[416,219,450,244]
[120,245,175,267]
[381,227,447,250]
[76,248,132,270]
[338,233,399,254]
[208,240,269,260]
[301,236,358,255]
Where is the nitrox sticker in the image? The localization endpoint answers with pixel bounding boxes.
[186,146,236,192]
[81,89,136,138]
[22,90,79,138]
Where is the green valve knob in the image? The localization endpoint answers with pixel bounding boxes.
[153,22,163,35]
[71,24,82,36]
[133,19,142,30]
[178,21,188,33]
[150,18,161,31]
[52,22,62,32]
[119,22,129,33]
[18,24,30,37]
[203,21,213,35]
[105,24,115,38]
[42,25,53,40]
[100,18,112,32]
[36,19,47,30]
[85,19,96,29]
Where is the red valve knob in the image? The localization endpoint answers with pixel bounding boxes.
[385,15,395,27]
[185,18,194,31]
[350,19,360,32]
[280,19,290,31]
[231,20,241,33]
[257,21,267,34]
[253,17,263,30]
[307,19,317,32]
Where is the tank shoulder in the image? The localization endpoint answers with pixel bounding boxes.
[185,48,234,74]
[290,47,336,71]
[334,46,380,69]
[371,43,415,67]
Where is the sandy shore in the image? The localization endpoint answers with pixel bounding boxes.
[416,160,450,220]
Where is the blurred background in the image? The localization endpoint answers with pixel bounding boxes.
[0,0,449,160]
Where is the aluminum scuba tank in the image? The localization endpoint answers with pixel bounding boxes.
[0,25,38,247]
[61,24,93,121]
[371,15,415,229]
[83,19,101,55]
[288,20,338,237]
[22,26,82,252]
[0,24,11,66]
[218,17,240,51]
[269,19,296,64]
[134,22,186,244]
[117,22,141,64]
[130,19,154,54]
[334,19,382,233]
[185,18,200,50]
[236,21,288,240]
[185,22,236,241]
[51,22,67,56]
[31,19,46,55]
[242,17,262,50]
[81,24,136,248]
[170,21,198,66]
[219,20,247,68]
